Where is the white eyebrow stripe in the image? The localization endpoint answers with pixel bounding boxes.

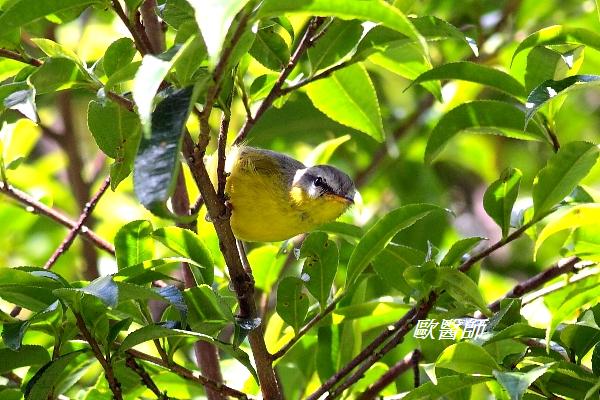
[293,168,308,185]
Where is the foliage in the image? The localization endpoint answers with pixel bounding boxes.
[1,0,600,399]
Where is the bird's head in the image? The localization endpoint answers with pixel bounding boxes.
[290,165,355,223]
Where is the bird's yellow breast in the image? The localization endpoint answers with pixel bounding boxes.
[213,147,349,242]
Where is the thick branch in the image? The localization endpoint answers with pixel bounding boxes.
[140,0,164,54]
[0,182,114,255]
[233,17,326,145]
[127,349,248,399]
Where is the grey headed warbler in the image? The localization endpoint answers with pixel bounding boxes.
[209,146,355,242]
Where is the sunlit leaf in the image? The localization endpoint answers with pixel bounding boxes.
[0,345,50,373]
[401,375,492,400]
[0,0,101,32]
[249,21,290,71]
[436,342,499,375]
[308,19,363,73]
[23,350,88,400]
[114,220,154,269]
[493,364,554,400]
[484,168,523,238]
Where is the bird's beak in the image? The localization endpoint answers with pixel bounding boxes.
[330,193,354,204]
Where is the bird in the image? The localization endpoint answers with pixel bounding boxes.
[209,146,355,242]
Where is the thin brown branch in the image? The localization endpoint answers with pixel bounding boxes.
[111,0,151,55]
[107,91,135,112]
[140,0,164,54]
[0,48,42,66]
[0,182,114,255]
[125,355,167,399]
[2,371,22,386]
[75,312,123,400]
[357,350,421,400]
[183,133,281,399]
[216,110,231,201]
[273,294,343,359]
[43,176,111,270]
[489,256,583,312]
[127,349,249,399]
[279,59,352,97]
[233,17,327,146]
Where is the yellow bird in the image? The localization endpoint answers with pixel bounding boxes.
[210,146,355,242]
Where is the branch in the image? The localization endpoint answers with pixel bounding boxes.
[127,349,249,399]
[272,294,343,359]
[307,216,543,399]
[75,312,123,400]
[43,176,111,270]
[488,256,584,312]
[111,0,152,55]
[278,59,352,97]
[0,182,114,255]
[140,0,164,54]
[0,48,42,66]
[357,350,421,400]
[125,355,167,399]
[233,17,327,145]
[216,105,231,201]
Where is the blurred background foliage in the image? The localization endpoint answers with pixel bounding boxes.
[1,0,600,398]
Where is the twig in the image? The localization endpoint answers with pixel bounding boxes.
[357,350,421,400]
[111,0,151,55]
[75,312,123,400]
[279,59,352,97]
[43,176,111,270]
[307,216,542,399]
[0,182,114,255]
[127,349,249,399]
[125,355,167,399]
[107,91,135,112]
[2,371,22,386]
[217,109,231,201]
[0,48,42,66]
[233,17,326,145]
[488,256,583,312]
[272,294,343,359]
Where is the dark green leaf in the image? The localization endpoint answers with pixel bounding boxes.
[493,364,553,400]
[249,22,290,71]
[440,236,486,267]
[161,0,195,28]
[133,86,194,219]
[0,0,100,32]
[532,141,599,217]
[425,100,547,163]
[308,19,363,73]
[560,323,600,361]
[305,63,384,141]
[276,277,309,333]
[2,301,61,350]
[184,285,232,335]
[103,38,137,77]
[525,75,600,125]
[436,268,490,315]
[107,317,132,344]
[152,226,214,284]
[24,350,87,400]
[114,220,154,269]
[0,345,50,374]
[410,61,526,99]
[592,342,600,376]
[372,244,425,294]
[249,73,278,103]
[484,168,523,237]
[300,232,338,308]
[29,58,90,94]
[345,204,447,288]
[402,375,491,400]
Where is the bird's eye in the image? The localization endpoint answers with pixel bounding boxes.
[314,177,324,187]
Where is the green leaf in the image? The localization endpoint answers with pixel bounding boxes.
[300,232,339,308]
[104,61,141,89]
[24,350,87,400]
[532,141,599,217]
[133,86,194,219]
[436,342,499,375]
[372,244,425,295]
[303,134,351,166]
[249,21,290,71]
[524,45,584,93]
[173,34,208,86]
[152,226,214,284]
[512,25,600,64]
[493,364,553,400]
[162,0,195,28]
[276,276,309,334]
[440,236,486,267]
[0,345,50,374]
[410,62,526,99]
[561,323,600,361]
[546,284,600,351]
[402,375,492,400]
[305,63,384,141]
[28,57,90,94]
[259,0,425,55]
[184,285,232,335]
[0,268,63,312]
[247,245,286,292]
[2,301,61,350]
[87,99,141,160]
[425,100,547,163]
[535,204,600,258]
[118,324,258,382]
[187,0,251,64]
[592,342,600,376]
[103,38,137,77]
[436,269,490,315]
[114,220,154,269]
[30,38,84,69]
[249,73,278,103]
[345,204,447,288]
[525,75,600,126]
[308,19,364,73]
[81,275,119,308]
[484,168,523,238]
[0,0,100,32]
